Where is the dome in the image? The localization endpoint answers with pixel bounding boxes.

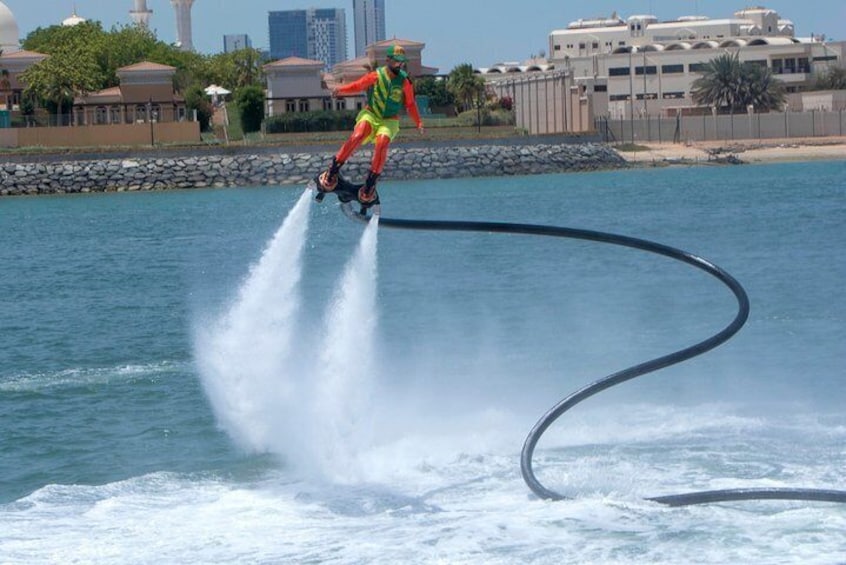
[0,1,20,54]
[62,10,87,27]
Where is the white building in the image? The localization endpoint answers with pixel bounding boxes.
[543,6,844,119]
[130,0,153,28]
[171,0,194,51]
[0,0,19,53]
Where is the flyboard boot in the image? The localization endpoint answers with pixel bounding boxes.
[313,157,343,202]
[356,170,380,215]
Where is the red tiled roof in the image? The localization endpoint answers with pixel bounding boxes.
[118,61,177,72]
[264,56,325,68]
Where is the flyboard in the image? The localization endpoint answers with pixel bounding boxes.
[307,173,381,221]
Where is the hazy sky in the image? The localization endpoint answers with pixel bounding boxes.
[7,0,846,72]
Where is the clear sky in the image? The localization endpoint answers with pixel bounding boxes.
[7,0,846,72]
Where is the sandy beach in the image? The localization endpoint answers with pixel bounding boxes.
[617,136,846,165]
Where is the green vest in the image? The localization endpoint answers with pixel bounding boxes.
[366,66,407,119]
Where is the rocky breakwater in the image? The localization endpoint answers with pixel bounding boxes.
[0,142,626,196]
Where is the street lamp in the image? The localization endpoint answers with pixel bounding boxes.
[147,97,156,146]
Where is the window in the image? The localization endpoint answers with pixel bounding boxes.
[798,57,810,73]
[323,98,333,111]
[95,106,108,125]
[689,63,707,73]
[813,55,838,62]
[298,99,309,112]
[610,94,630,101]
[635,93,657,100]
[663,92,686,99]
[593,84,608,92]
[609,67,631,76]
[285,99,296,112]
[592,42,599,49]
[578,43,586,49]
[662,64,684,74]
[554,44,561,51]
[635,65,657,75]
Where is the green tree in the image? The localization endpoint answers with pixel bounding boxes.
[413,76,454,107]
[97,24,163,87]
[184,85,213,132]
[205,48,264,91]
[814,66,846,90]
[235,84,265,133]
[447,63,485,112]
[21,49,101,122]
[740,63,786,112]
[690,53,743,110]
[691,52,785,112]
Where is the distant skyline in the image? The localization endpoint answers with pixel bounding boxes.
[6,0,845,71]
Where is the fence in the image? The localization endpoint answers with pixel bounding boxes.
[597,110,846,144]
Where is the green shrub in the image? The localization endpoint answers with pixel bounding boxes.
[264,110,358,134]
[235,85,265,133]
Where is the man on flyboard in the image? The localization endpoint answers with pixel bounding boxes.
[317,44,425,206]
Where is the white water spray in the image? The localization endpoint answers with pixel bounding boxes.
[196,190,312,453]
[197,190,381,482]
[310,216,380,482]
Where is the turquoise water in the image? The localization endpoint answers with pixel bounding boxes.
[1,161,844,563]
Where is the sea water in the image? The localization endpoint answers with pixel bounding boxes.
[1,161,844,563]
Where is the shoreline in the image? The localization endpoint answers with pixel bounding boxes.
[1,136,843,196]
[618,136,846,166]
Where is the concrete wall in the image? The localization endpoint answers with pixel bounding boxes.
[599,110,846,143]
[488,72,594,135]
[0,122,200,148]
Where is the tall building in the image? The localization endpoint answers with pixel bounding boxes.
[224,34,252,53]
[268,9,347,69]
[353,0,385,57]
[170,0,194,51]
[129,0,153,28]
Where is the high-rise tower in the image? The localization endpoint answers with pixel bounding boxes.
[268,9,347,69]
[129,0,153,28]
[171,0,195,51]
[353,0,385,57]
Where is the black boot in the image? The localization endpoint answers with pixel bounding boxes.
[319,157,343,191]
[358,170,380,203]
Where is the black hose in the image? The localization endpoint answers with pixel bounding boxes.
[353,211,846,506]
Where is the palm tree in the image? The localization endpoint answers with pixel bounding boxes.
[815,66,846,90]
[690,53,744,111]
[447,63,485,113]
[691,52,785,112]
[741,64,786,112]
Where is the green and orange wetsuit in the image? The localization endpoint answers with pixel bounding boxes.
[322,65,423,199]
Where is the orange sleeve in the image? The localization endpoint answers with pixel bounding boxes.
[403,79,422,128]
[336,71,379,95]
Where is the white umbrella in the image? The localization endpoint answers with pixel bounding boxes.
[204,84,232,104]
